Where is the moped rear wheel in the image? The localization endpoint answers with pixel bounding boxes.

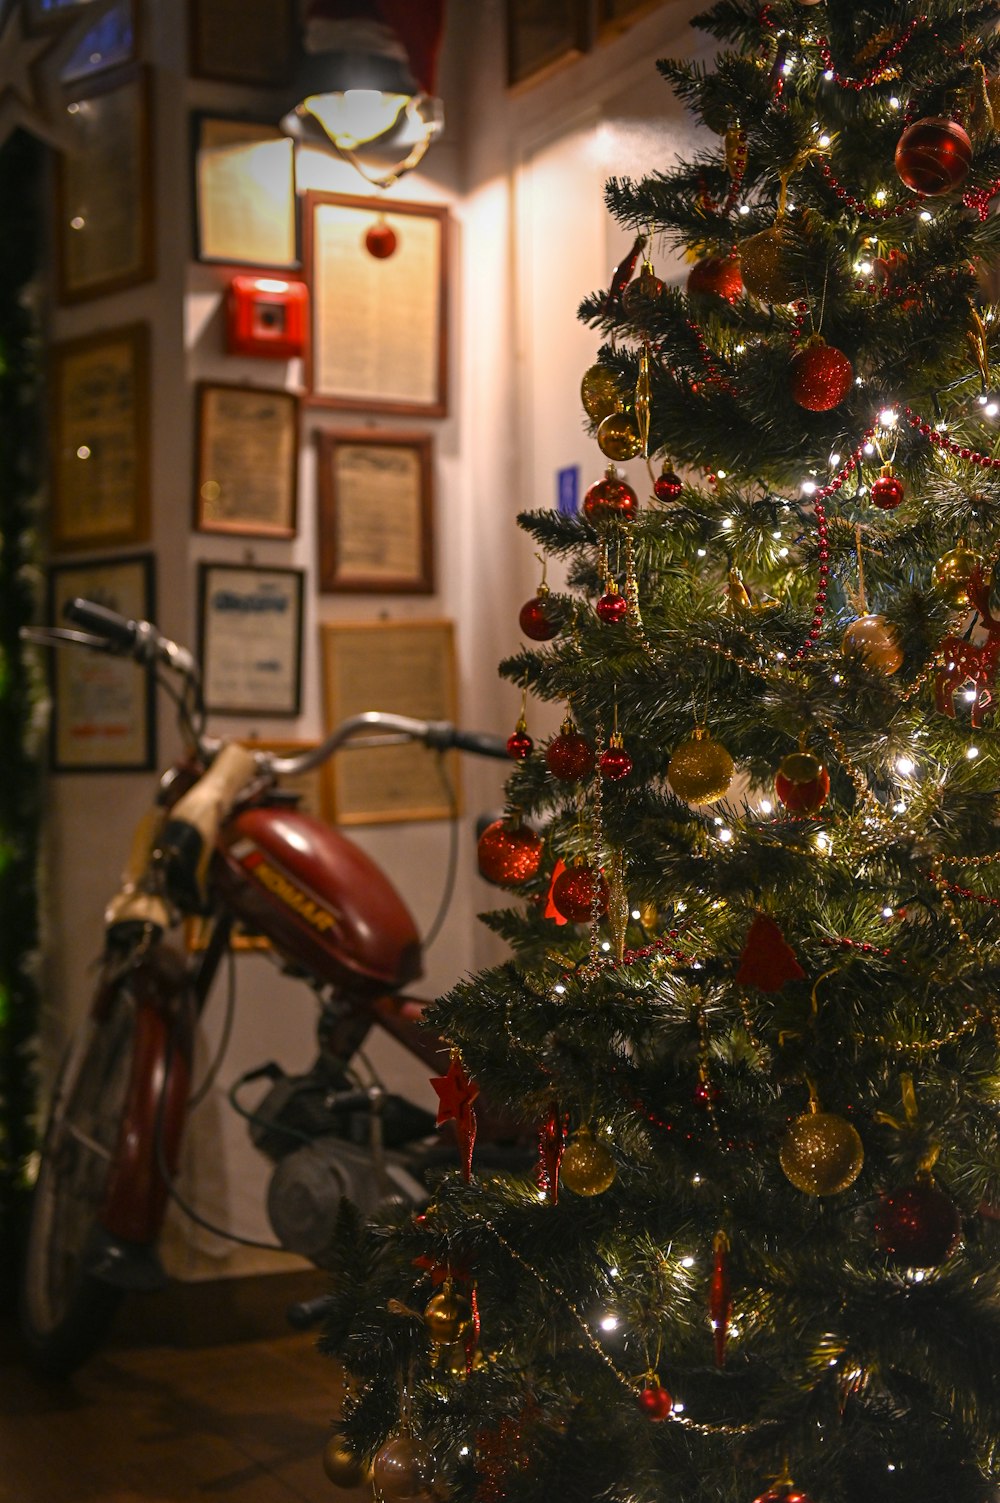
[19,977,138,1377]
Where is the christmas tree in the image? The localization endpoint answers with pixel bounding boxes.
[319,5,1000,1501]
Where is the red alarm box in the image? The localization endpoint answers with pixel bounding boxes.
[226,276,308,360]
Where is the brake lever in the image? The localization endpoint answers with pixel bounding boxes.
[20,625,120,653]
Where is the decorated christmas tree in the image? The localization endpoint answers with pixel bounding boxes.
[319,5,1000,1501]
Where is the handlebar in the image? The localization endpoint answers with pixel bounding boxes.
[266,713,509,778]
[61,597,197,677]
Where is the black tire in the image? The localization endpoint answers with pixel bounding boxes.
[19,978,138,1377]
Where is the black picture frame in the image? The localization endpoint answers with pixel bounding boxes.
[197,562,304,718]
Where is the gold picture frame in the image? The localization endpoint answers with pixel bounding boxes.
[195,383,299,539]
[317,430,434,595]
[506,0,591,87]
[320,619,460,825]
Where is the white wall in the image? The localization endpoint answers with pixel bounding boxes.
[40,0,710,1279]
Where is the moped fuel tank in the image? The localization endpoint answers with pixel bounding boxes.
[210,806,423,990]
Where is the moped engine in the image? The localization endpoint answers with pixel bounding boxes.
[266,1138,427,1263]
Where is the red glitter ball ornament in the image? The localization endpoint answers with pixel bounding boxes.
[895,116,972,196]
[506,729,533,760]
[365,222,398,258]
[638,1380,673,1420]
[871,472,904,510]
[875,1180,962,1267]
[596,588,629,624]
[687,254,743,302]
[774,750,830,814]
[583,468,639,526]
[546,723,596,782]
[654,465,683,501]
[599,738,633,781]
[551,865,609,922]
[477,819,543,886]
[753,1490,815,1503]
[789,339,854,412]
[518,591,558,641]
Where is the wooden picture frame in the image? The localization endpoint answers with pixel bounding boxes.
[597,0,664,32]
[58,0,138,83]
[195,383,299,539]
[317,430,434,595]
[48,552,156,772]
[49,322,151,553]
[198,563,304,718]
[55,64,154,304]
[506,0,591,87]
[192,114,298,269]
[304,191,449,418]
[188,0,296,86]
[320,619,460,825]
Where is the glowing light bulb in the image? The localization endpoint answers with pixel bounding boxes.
[600,1314,619,1331]
[801,479,817,495]
[987,402,998,417]
[718,828,733,843]
[896,756,915,775]
[818,133,831,147]
[696,547,707,558]
[967,745,980,759]
[920,209,932,222]
[889,96,901,108]
[879,408,897,427]
[721,516,734,530]
[829,452,841,467]
[863,442,876,455]
[760,799,773,814]
[778,547,789,558]
[680,1256,695,1268]
[883,906,894,918]
[553,984,566,995]
[631,909,641,920]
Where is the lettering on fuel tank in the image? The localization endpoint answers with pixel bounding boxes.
[241,847,337,933]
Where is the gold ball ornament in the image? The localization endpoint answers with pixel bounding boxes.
[322,1436,369,1489]
[597,408,643,462]
[841,615,903,675]
[371,1435,434,1502]
[581,363,624,423]
[423,1288,473,1345]
[667,727,735,805]
[560,1125,617,1196]
[739,226,795,303]
[779,1108,864,1196]
[931,545,985,609]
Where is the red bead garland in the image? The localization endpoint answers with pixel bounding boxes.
[815,158,911,221]
[904,407,1000,469]
[816,17,924,90]
[790,427,876,661]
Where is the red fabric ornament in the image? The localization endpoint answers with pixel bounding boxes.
[709,1229,731,1368]
[551,865,608,923]
[518,592,558,641]
[775,751,830,813]
[653,466,683,501]
[604,233,646,313]
[789,339,854,412]
[583,470,639,526]
[736,914,805,991]
[538,1102,569,1203]
[599,743,633,781]
[638,1379,673,1419]
[895,116,972,196]
[596,589,629,624]
[506,729,533,760]
[546,725,596,782]
[875,1180,962,1267]
[365,222,397,259]
[430,1054,479,1182]
[687,254,742,302]
[543,859,569,925]
[477,819,542,886]
[871,473,904,510]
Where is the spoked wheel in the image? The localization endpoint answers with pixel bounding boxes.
[19,978,138,1377]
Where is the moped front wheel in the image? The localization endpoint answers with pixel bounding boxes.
[19,976,138,1377]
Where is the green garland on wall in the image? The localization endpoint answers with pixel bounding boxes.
[0,129,44,1305]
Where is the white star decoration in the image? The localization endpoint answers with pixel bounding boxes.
[0,0,116,153]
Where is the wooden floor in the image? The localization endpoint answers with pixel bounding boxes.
[0,1282,369,1503]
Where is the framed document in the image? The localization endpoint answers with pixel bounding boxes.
[506,0,591,86]
[188,0,295,85]
[304,191,449,417]
[195,383,299,539]
[48,553,155,772]
[198,563,304,717]
[55,65,154,303]
[317,430,434,595]
[598,0,663,25]
[193,115,298,269]
[50,323,150,553]
[58,0,137,83]
[320,620,460,825]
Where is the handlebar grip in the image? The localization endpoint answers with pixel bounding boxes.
[63,597,139,654]
[440,727,511,760]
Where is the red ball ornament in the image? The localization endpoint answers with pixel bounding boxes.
[546,723,596,782]
[871,472,904,510]
[596,588,629,624]
[506,729,533,760]
[477,819,543,886]
[599,739,632,781]
[551,865,608,923]
[654,465,683,501]
[895,116,973,196]
[687,254,743,302]
[875,1180,962,1267]
[774,750,830,814]
[754,1490,815,1503]
[583,469,639,526]
[365,222,398,258]
[789,339,854,412]
[638,1379,673,1420]
[518,592,558,641]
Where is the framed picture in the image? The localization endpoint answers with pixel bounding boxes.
[55,64,154,303]
[317,430,434,595]
[304,191,449,417]
[58,0,137,83]
[188,0,296,86]
[195,383,299,539]
[198,563,304,718]
[506,0,591,87]
[48,553,155,772]
[192,114,298,269]
[49,322,150,553]
[320,619,460,825]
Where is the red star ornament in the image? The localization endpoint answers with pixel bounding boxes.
[735,914,805,992]
[430,1053,479,1181]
